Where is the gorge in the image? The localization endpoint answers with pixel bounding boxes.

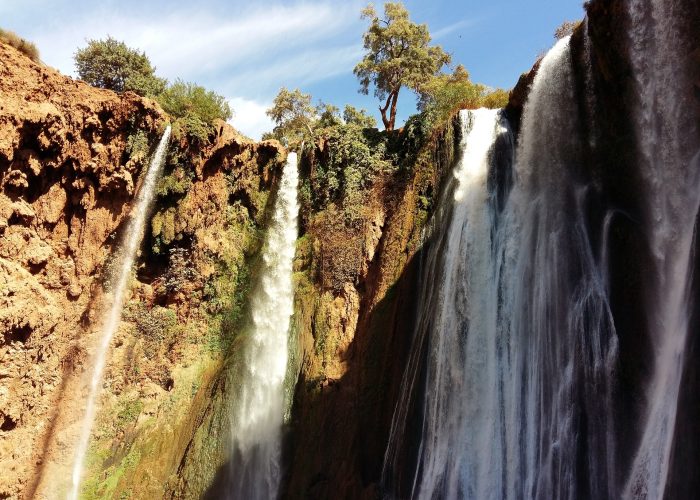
[1,0,700,499]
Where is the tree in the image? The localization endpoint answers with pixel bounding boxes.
[354,2,450,131]
[343,105,377,128]
[418,64,483,124]
[74,37,166,96]
[157,79,232,123]
[316,102,342,128]
[266,87,316,145]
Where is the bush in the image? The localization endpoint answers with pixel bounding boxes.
[480,88,510,109]
[157,79,232,123]
[343,105,377,128]
[74,37,166,96]
[156,79,231,141]
[123,302,177,345]
[163,248,198,293]
[0,28,40,62]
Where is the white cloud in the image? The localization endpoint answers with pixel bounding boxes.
[26,1,364,89]
[228,97,274,141]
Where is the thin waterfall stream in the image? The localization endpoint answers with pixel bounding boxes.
[69,126,171,500]
[226,151,299,499]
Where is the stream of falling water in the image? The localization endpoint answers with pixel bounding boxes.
[68,126,171,500]
[384,37,619,499]
[226,151,299,499]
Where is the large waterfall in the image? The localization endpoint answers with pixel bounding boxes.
[69,126,171,500]
[225,152,299,499]
[382,0,700,494]
[384,37,619,499]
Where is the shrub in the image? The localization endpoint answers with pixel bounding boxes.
[156,80,231,141]
[157,79,231,123]
[554,20,581,40]
[0,28,40,62]
[480,88,510,109]
[343,105,377,128]
[74,37,166,96]
[163,248,198,293]
[123,302,177,344]
[419,65,484,127]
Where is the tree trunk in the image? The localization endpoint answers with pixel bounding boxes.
[388,88,400,131]
[379,92,393,130]
[379,88,400,131]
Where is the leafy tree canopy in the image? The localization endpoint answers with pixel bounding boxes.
[266,87,316,145]
[343,105,377,128]
[74,37,166,96]
[354,2,450,131]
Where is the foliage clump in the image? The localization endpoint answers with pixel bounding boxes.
[265,87,316,145]
[157,79,232,141]
[163,248,198,293]
[74,37,166,96]
[554,20,581,40]
[123,302,177,345]
[74,37,231,142]
[0,28,40,62]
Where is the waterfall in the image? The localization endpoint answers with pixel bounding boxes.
[384,36,619,499]
[226,151,299,499]
[69,126,171,500]
[623,0,700,497]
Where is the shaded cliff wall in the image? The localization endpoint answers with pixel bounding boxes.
[280,118,461,499]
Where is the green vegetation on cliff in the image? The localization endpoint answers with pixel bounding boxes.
[74,37,231,142]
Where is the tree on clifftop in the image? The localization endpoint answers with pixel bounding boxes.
[266,87,316,145]
[74,37,166,97]
[354,2,450,131]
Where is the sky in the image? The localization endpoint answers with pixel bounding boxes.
[2,0,586,139]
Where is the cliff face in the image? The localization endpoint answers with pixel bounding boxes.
[281,121,460,498]
[0,41,163,497]
[0,41,284,499]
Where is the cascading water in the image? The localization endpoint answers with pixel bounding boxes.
[383,37,620,499]
[226,151,299,499]
[68,126,171,500]
[623,1,700,497]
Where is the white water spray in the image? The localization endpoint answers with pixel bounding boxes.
[228,152,299,499]
[68,126,171,500]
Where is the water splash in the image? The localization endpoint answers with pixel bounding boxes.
[227,151,299,499]
[68,126,171,500]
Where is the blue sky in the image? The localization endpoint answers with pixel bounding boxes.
[2,0,585,139]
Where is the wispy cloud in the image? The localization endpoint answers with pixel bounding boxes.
[226,44,364,95]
